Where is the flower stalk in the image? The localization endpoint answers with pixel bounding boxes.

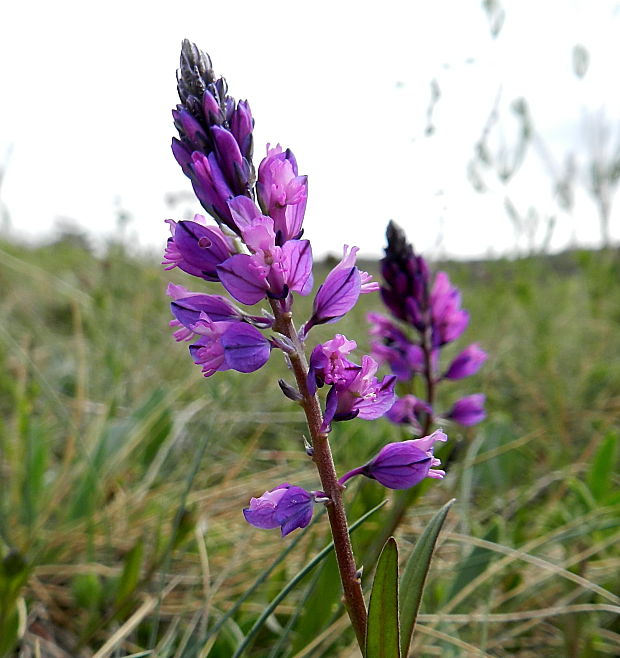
[269,299,368,647]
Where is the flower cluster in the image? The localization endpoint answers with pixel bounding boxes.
[164,42,448,539]
[370,221,487,434]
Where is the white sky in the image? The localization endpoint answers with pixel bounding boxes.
[1,0,619,259]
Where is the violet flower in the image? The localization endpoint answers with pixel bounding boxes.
[257,144,308,244]
[446,394,486,426]
[372,221,486,433]
[303,245,378,335]
[211,195,313,306]
[172,39,255,232]
[322,355,396,432]
[306,334,360,396]
[189,314,272,377]
[339,430,448,490]
[243,483,315,536]
[443,343,487,380]
[162,215,234,281]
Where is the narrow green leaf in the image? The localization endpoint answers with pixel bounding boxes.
[587,431,618,502]
[399,498,455,658]
[114,538,144,609]
[230,499,387,658]
[366,537,400,658]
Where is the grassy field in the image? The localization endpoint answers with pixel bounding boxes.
[0,234,619,657]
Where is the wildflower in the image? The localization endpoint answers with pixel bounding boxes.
[338,430,448,490]
[257,145,308,244]
[443,344,487,380]
[307,334,360,396]
[322,355,396,432]
[162,215,234,281]
[303,245,378,334]
[243,484,315,536]
[446,394,486,426]
[216,230,313,305]
[189,314,272,376]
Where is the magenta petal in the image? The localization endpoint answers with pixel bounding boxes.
[217,254,269,305]
[282,240,313,296]
[221,323,272,373]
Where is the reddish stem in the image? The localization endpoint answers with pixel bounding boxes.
[270,300,367,650]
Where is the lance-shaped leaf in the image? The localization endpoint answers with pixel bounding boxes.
[366,537,400,658]
[399,498,454,658]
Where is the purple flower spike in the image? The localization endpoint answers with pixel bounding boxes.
[257,144,308,244]
[444,343,487,380]
[339,430,448,490]
[173,40,255,229]
[380,221,430,329]
[189,316,271,377]
[447,394,486,426]
[243,484,314,536]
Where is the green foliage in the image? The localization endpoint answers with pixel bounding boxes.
[399,499,455,657]
[367,537,400,658]
[0,239,619,655]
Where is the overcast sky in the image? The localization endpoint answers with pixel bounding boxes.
[1,0,619,259]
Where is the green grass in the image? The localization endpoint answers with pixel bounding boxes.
[0,235,619,656]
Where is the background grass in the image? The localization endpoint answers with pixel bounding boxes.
[0,233,619,657]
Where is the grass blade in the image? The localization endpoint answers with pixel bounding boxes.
[399,498,454,658]
[366,537,400,658]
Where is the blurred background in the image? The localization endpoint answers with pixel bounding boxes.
[1,0,620,259]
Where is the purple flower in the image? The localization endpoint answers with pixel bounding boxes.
[172,40,255,231]
[217,239,313,305]
[322,355,396,431]
[243,483,315,536]
[307,334,360,396]
[431,272,469,347]
[385,394,433,433]
[303,246,378,334]
[189,315,272,377]
[446,394,486,426]
[380,221,430,330]
[162,215,234,281]
[368,312,429,381]
[444,344,487,380]
[339,430,448,490]
[257,144,308,244]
